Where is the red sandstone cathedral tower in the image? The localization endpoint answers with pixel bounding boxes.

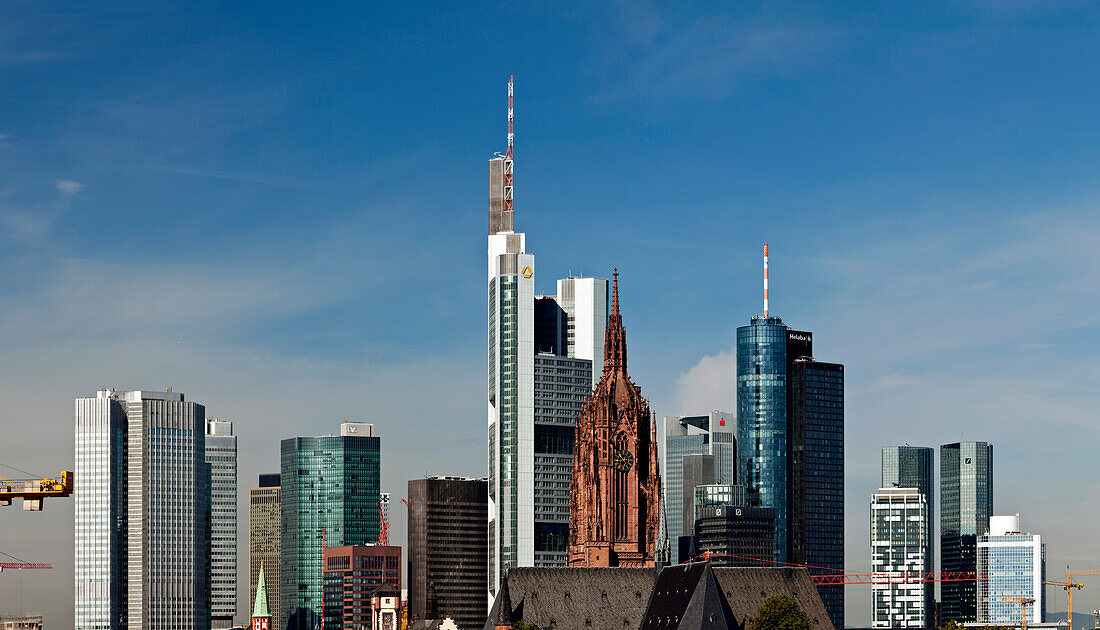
[568,270,661,567]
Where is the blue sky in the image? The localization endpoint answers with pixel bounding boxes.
[2,1,1100,626]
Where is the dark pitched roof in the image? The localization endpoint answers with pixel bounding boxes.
[640,562,741,630]
[712,568,835,630]
[484,567,657,630]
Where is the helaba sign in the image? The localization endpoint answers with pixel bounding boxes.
[788,333,810,341]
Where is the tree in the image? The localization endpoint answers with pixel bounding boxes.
[510,623,541,630]
[753,595,812,630]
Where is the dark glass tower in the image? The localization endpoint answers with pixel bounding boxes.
[280,425,381,630]
[736,315,790,561]
[940,441,993,623]
[882,446,935,625]
[789,359,845,630]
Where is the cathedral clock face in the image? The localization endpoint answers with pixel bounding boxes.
[613,449,634,472]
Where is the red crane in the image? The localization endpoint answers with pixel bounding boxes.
[0,550,52,573]
[686,552,986,586]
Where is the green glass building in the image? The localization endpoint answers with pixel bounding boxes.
[280,423,381,630]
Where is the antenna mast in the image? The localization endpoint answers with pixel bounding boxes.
[763,242,769,316]
[504,75,514,215]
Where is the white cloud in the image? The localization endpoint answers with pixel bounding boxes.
[672,349,735,414]
[55,179,84,195]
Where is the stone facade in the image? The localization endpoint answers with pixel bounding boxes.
[568,271,660,567]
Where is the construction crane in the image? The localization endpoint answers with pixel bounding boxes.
[1000,597,1035,630]
[1046,568,1100,630]
[0,470,73,511]
[688,552,986,585]
[0,551,53,574]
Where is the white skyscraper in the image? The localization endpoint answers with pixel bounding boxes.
[206,419,237,628]
[977,514,1046,625]
[75,388,210,630]
[870,487,930,629]
[554,276,608,388]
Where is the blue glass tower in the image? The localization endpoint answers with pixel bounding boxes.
[736,315,789,561]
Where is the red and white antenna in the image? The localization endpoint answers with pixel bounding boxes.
[763,242,769,317]
[504,75,514,215]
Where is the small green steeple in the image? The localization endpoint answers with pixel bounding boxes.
[253,563,271,618]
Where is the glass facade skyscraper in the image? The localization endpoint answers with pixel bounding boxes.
[662,412,736,563]
[881,446,935,625]
[250,474,281,630]
[789,359,845,629]
[977,515,1045,625]
[737,315,790,561]
[871,487,931,628]
[205,419,237,629]
[75,388,210,630]
[280,423,381,630]
[941,441,993,623]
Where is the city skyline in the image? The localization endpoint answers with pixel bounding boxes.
[4,2,1100,628]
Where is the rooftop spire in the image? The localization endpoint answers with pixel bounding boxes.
[763,242,769,317]
[603,268,626,373]
[252,563,271,619]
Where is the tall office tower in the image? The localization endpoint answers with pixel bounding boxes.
[322,545,401,630]
[662,411,736,563]
[486,78,610,589]
[789,359,845,629]
[941,441,993,623]
[679,454,715,559]
[206,419,238,628]
[250,474,281,628]
[871,487,931,629]
[568,273,661,568]
[693,484,747,518]
[882,445,935,624]
[977,514,1045,626]
[74,388,210,630]
[408,477,489,630]
[280,423,381,630]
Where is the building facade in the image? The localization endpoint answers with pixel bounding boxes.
[882,445,935,624]
[205,419,237,628]
[871,487,930,629]
[694,505,777,567]
[662,411,736,563]
[941,441,994,623]
[789,358,845,629]
[250,474,281,628]
[407,477,489,630]
[74,388,210,630]
[322,545,401,630]
[736,315,792,562]
[281,423,381,630]
[977,515,1045,626]
[568,272,661,568]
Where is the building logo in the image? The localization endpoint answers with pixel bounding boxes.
[521,266,532,278]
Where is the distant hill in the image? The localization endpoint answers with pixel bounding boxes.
[1045,611,1093,628]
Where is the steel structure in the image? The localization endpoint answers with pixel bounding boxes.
[1000,597,1036,630]
[0,470,73,510]
[504,75,513,215]
[687,551,986,586]
[1046,568,1100,630]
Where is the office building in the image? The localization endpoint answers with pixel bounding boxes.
[789,359,845,629]
[694,484,746,518]
[281,423,381,630]
[74,387,210,630]
[977,514,1045,626]
[250,474,281,628]
[662,411,735,563]
[681,454,714,545]
[322,545,401,630]
[694,505,777,567]
[568,273,661,568]
[206,419,237,628]
[941,441,994,623]
[871,487,930,629]
[407,477,489,630]
[882,445,935,624]
[486,79,609,592]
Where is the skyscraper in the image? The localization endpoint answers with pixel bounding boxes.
[407,477,489,630]
[74,388,210,630]
[662,411,736,563]
[789,358,845,628]
[680,454,715,556]
[250,474,281,628]
[486,78,609,590]
[568,272,661,567]
[882,445,935,624]
[206,419,237,628]
[321,545,401,630]
[977,514,1045,626]
[280,423,381,630]
[871,487,931,629]
[941,441,993,623]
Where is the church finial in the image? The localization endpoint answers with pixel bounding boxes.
[611,268,620,318]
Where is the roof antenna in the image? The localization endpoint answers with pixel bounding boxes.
[763,242,769,317]
[504,75,514,216]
